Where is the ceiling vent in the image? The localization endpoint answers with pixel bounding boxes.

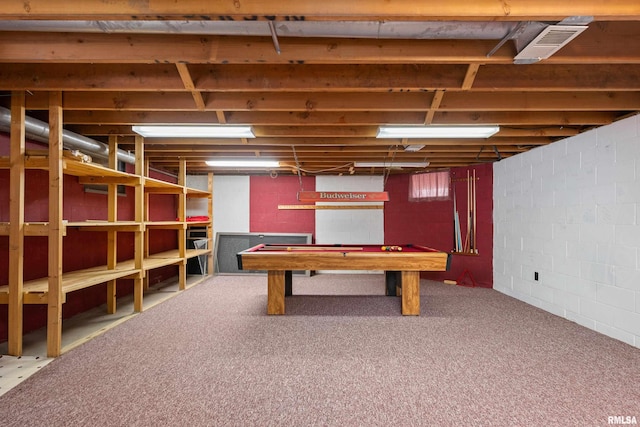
[403,145,425,152]
[514,25,588,64]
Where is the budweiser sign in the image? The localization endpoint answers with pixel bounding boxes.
[297,191,389,202]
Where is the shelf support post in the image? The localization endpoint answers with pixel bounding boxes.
[8,91,26,356]
[47,91,64,357]
[106,135,118,314]
[207,172,214,276]
[178,159,187,290]
[133,135,145,312]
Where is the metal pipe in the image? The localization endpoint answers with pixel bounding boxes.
[0,106,136,164]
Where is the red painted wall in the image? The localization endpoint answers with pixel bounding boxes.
[249,175,315,236]
[385,164,493,288]
[0,134,179,342]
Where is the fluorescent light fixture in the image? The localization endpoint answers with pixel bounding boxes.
[205,159,280,168]
[377,125,499,139]
[132,125,255,138]
[354,161,429,168]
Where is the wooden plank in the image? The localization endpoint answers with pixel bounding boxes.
[47,91,64,358]
[207,172,214,276]
[143,176,184,192]
[78,176,142,186]
[144,221,187,230]
[107,135,118,314]
[0,0,638,21]
[8,90,26,356]
[278,204,383,210]
[134,135,145,312]
[186,187,211,197]
[178,159,187,290]
[67,221,143,232]
[63,158,140,181]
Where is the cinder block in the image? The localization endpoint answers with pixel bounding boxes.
[612,266,640,291]
[616,181,640,204]
[596,243,637,269]
[579,223,615,244]
[580,261,615,286]
[615,224,640,247]
[596,283,636,311]
[613,309,640,336]
[597,115,639,143]
[596,203,635,225]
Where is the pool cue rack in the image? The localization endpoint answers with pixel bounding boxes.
[451,169,479,255]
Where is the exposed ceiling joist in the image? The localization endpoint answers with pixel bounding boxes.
[0,2,639,174]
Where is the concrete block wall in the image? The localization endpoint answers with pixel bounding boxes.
[493,114,640,349]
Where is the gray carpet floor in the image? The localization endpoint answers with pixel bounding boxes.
[1,274,639,426]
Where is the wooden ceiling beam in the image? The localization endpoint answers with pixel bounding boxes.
[0,23,638,65]
[175,63,206,111]
[0,33,517,65]
[146,152,508,163]
[59,110,618,126]
[22,90,640,112]
[142,144,531,153]
[3,63,640,92]
[68,125,578,138]
[1,1,638,21]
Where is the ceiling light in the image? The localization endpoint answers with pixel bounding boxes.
[377,125,499,139]
[354,161,429,168]
[133,125,255,138]
[205,159,279,168]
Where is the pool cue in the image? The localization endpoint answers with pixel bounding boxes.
[472,169,477,253]
[464,170,471,252]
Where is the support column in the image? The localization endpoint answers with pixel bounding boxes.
[177,159,187,290]
[207,172,214,276]
[8,91,26,356]
[133,135,145,312]
[47,91,64,357]
[106,135,118,314]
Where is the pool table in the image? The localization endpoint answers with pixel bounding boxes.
[236,243,451,316]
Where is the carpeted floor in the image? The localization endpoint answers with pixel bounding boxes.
[1,274,639,426]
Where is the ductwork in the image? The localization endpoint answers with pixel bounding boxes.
[0,106,136,164]
[0,19,527,40]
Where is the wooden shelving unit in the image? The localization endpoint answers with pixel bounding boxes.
[0,92,213,357]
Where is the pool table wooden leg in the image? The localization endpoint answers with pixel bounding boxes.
[401,271,420,316]
[267,270,285,315]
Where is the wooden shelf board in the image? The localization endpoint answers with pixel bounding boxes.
[186,188,211,197]
[0,156,49,170]
[185,220,211,227]
[66,221,143,232]
[185,248,211,259]
[63,158,135,179]
[143,177,184,193]
[144,221,187,230]
[0,263,141,303]
[0,222,57,236]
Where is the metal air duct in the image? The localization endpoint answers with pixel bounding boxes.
[0,106,136,165]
